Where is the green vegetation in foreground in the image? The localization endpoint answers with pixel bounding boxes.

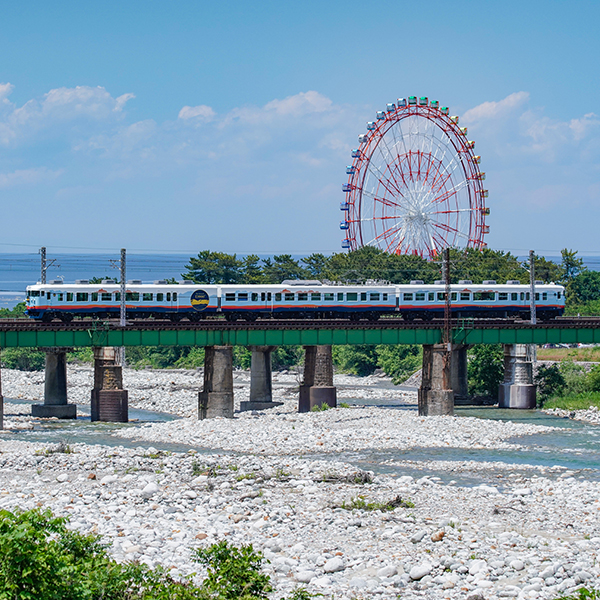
[543,392,600,411]
[0,507,319,600]
[553,588,600,600]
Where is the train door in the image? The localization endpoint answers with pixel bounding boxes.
[261,290,274,315]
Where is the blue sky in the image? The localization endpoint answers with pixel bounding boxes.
[0,0,599,255]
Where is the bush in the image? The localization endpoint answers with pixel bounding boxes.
[332,345,378,376]
[193,540,272,599]
[559,360,590,396]
[0,507,316,600]
[376,345,421,384]
[535,364,566,407]
[1,348,46,371]
[467,344,504,398]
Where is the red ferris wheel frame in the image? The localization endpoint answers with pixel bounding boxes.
[341,98,489,258]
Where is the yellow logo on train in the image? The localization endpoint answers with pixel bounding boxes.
[190,290,210,311]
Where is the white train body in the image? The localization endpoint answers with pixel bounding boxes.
[25,279,565,323]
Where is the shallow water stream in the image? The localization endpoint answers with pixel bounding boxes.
[4,394,600,487]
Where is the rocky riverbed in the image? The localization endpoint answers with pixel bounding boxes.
[0,366,599,599]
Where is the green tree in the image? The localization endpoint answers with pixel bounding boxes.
[561,248,585,281]
[183,251,244,284]
[0,302,27,318]
[568,271,600,304]
[375,345,421,384]
[534,364,566,406]
[242,254,265,284]
[262,255,308,283]
[467,344,504,398]
[332,345,378,376]
[301,253,330,279]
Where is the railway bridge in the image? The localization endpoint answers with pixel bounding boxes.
[0,317,598,426]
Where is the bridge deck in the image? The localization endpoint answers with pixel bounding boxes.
[0,318,599,347]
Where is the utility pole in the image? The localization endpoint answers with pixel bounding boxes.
[40,247,46,284]
[529,250,537,364]
[442,247,452,389]
[120,248,126,327]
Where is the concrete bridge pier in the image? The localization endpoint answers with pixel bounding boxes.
[0,352,3,430]
[498,344,536,409]
[418,344,464,416]
[299,345,337,412]
[451,344,469,405]
[91,347,128,422]
[32,349,77,419]
[199,346,234,419]
[240,346,283,412]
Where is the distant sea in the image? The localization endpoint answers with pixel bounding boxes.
[1,251,599,309]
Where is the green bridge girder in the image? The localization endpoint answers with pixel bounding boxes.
[1,324,600,348]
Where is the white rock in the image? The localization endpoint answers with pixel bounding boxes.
[323,557,344,573]
[509,559,524,571]
[377,565,397,578]
[469,559,488,575]
[141,482,159,498]
[295,570,315,583]
[56,474,69,482]
[100,475,117,485]
[411,529,428,543]
[410,563,432,580]
[513,487,532,496]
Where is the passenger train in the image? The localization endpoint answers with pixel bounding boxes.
[25,278,565,322]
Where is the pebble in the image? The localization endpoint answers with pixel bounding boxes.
[0,366,598,600]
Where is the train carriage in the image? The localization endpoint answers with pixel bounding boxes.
[25,278,565,322]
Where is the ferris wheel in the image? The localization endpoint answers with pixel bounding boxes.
[340,96,489,258]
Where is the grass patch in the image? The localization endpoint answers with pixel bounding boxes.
[544,392,600,411]
[339,494,414,512]
[553,588,600,600]
[310,403,330,412]
[36,442,74,455]
[338,402,351,408]
[537,347,600,363]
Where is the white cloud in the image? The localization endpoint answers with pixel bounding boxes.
[0,167,62,188]
[178,105,215,121]
[264,90,332,117]
[462,91,529,124]
[0,82,14,103]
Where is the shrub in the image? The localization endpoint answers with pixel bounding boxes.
[467,344,504,398]
[332,345,378,376]
[1,347,46,371]
[193,540,272,599]
[535,364,566,407]
[376,344,421,384]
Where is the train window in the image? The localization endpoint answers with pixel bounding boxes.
[261,293,265,301]
[30,290,40,297]
[347,292,358,301]
[474,291,495,301]
[225,293,235,302]
[557,292,561,299]
[238,293,248,301]
[275,293,282,301]
[451,292,457,301]
[542,292,547,300]
[41,291,45,297]
[535,293,540,301]
[324,293,334,301]
[415,292,425,301]
[166,293,171,301]
[91,293,99,301]
[370,293,380,301]
[76,293,88,302]
[298,293,308,301]
[57,294,63,301]
[383,293,388,301]
[156,293,164,302]
[126,292,140,301]
[101,293,111,301]
[437,292,446,301]
[66,293,73,302]
[404,293,413,301]
[360,292,366,301]
[337,292,344,301]
[143,293,153,301]
[460,292,470,301]
[267,292,272,301]
[172,292,177,302]
[311,293,321,301]
[284,293,294,301]
[115,292,121,301]
[428,293,434,301]
[498,293,508,301]
[251,293,258,301]
[526,292,530,300]
[511,293,518,301]
[520,292,524,300]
